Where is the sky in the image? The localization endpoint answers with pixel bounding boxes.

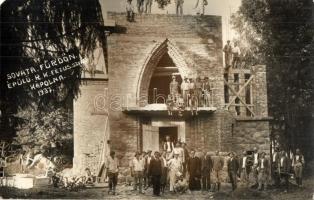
[100,0,242,44]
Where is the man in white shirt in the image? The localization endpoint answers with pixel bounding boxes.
[257,152,269,191]
[239,151,249,185]
[163,136,174,156]
[251,147,259,188]
[106,151,119,195]
[232,42,241,68]
[131,152,145,193]
[181,77,190,106]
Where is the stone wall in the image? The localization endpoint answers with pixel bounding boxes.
[233,118,270,154]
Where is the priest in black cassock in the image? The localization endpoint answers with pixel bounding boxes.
[187,150,202,190]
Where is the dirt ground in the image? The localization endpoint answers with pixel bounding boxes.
[1,175,314,200]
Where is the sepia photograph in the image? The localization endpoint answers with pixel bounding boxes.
[0,0,313,199]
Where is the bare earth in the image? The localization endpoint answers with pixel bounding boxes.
[1,176,314,199]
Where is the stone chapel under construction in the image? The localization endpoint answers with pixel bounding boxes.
[73,12,271,175]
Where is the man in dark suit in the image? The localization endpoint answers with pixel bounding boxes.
[227,152,239,191]
[201,152,213,192]
[279,150,291,192]
[188,150,202,190]
[149,151,163,196]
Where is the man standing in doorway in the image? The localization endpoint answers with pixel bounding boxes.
[106,151,119,195]
[163,135,174,160]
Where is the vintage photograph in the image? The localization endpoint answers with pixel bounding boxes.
[0,0,313,199]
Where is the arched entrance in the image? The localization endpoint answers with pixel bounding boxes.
[136,39,190,106]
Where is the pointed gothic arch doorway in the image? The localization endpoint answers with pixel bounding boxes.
[137,39,190,107]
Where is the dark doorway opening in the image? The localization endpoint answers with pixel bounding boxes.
[159,127,178,151]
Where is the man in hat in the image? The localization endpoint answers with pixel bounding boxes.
[292,148,305,187]
[188,150,202,191]
[227,152,239,191]
[131,151,145,194]
[257,152,269,191]
[181,77,190,106]
[169,75,179,101]
[211,150,224,192]
[223,40,232,69]
[168,152,183,193]
[106,151,119,195]
[149,151,163,196]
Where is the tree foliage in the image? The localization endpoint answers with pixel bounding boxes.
[0,0,106,142]
[231,0,314,155]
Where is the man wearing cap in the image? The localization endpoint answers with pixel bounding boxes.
[292,148,305,187]
[227,152,239,191]
[257,152,269,190]
[169,75,179,100]
[188,150,202,191]
[168,152,183,193]
[181,77,190,106]
[211,150,224,192]
[131,152,145,194]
